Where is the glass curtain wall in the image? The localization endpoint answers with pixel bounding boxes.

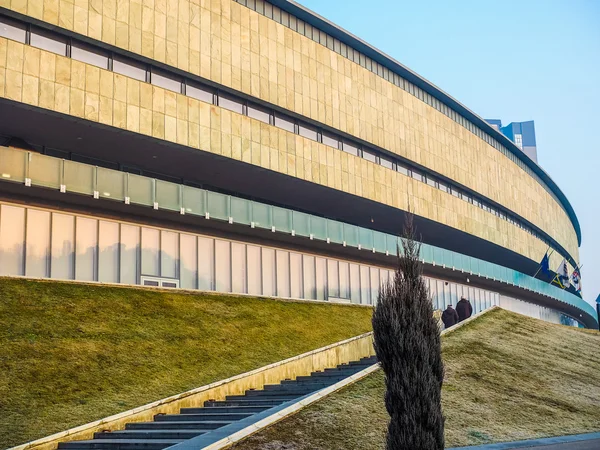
[0,201,561,323]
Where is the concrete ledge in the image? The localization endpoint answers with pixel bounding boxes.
[189,306,500,449]
[8,332,375,450]
[450,431,600,449]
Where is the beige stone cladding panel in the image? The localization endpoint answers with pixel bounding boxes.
[2,0,579,260]
[3,0,579,261]
[0,37,578,269]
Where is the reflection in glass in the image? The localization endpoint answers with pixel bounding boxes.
[302,255,316,300]
[349,264,360,304]
[276,250,290,298]
[262,248,276,296]
[0,17,26,42]
[161,230,179,279]
[30,29,67,55]
[215,239,231,292]
[141,227,159,277]
[231,242,247,294]
[0,204,25,275]
[113,58,147,81]
[26,209,50,278]
[75,217,97,281]
[290,252,303,299]
[360,265,370,305]
[315,257,326,301]
[198,237,214,290]
[98,220,119,283]
[120,224,139,284]
[51,213,74,280]
[327,259,339,298]
[71,44,109,69]
[247,245,262,295]
[339,261,349,299]
[180,234,197,289]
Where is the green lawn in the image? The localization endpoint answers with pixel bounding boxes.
[232,308,600,449]
[0,277,373,448]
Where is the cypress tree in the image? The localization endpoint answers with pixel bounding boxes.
[372,215,445,450]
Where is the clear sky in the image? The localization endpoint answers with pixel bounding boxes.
[297,0,600,305]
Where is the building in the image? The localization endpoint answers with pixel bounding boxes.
[486,119,538,162]
[0,0,594,328]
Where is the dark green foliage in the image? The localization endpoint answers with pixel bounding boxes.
[372,216,445,450]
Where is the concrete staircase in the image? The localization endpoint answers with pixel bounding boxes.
[57,356,378,450]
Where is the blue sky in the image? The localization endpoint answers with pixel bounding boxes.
[297,0,600,305]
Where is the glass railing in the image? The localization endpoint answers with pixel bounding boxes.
[1,145,595,320]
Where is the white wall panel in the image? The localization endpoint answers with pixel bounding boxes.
[198,237,214,290]
[75,216,97,281]
[25,209,50,278]
[180,234,197,289]
[51,213,74,280]
[247,245,262,296]
[262,248,276,297]
[290,252,303,299]
[120,224,139,284]
[231,242,247,294]
[161,230,179,279]
[215,239,231,292]
[0,204,25,276]
[98,221,119,283]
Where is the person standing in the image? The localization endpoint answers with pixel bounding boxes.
[441,304,459,329]
[456,296,473,322]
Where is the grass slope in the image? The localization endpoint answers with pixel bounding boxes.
[0,278,373,448]
[233,308,600,449]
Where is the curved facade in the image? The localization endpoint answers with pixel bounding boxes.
[0,0,594,327]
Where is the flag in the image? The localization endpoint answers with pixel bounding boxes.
[539,253,551,276]
[552,259,570,289]
[571,268,581,293]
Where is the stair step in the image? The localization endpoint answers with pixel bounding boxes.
[262,383,330,391]
[225,394,301,401]
[58,439,183,450]
[180,406,269,414]
[156,412,253,421]
[126,422,225,431]
[154,416,234,426]
[205,399,287,407]
[243,389,317,397]
[94,430,207,440]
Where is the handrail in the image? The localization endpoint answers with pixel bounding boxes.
[0,146,595,322]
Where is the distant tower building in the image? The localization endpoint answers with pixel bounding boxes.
[486,119,538,163]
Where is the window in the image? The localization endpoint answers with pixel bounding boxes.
[362,150,377,163]
[451,187,460,198]
[274,113,295,133]
[71,43,109,69]
[187,83,213,104]
[426,176,436,187]
[247,103,271,124]
[113,57,147,81]
[30,29,67,56]
[218,93,244,114]
[514,133,523,150]
[151,69,182,93]
[342,141,359,156]
[298,123,318,141]
[380,157,393,169]
[322,132,339,149]
[438,181,448,192]
[397,164,409,176]
[0,17,26,42]
[411,169,424,182]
